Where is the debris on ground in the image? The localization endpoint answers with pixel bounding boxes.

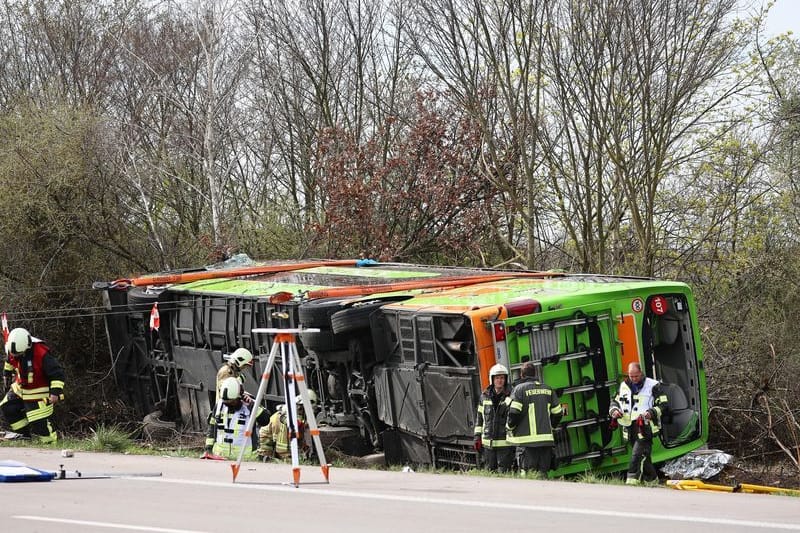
[661,449,732,480]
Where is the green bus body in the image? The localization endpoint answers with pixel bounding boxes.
[97,262,707,475]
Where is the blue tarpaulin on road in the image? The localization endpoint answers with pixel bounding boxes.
[0,460,55,482]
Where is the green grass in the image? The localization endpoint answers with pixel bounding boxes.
[87,425,134,453]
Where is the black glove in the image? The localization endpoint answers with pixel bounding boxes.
[474,435,482,452]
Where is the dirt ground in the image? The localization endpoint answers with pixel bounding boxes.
[716,457,800,489]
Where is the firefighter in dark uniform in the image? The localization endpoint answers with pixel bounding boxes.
[609,362,669,485]
[474,363,514,472]
[507,362,563,476]
[1,328,65,442]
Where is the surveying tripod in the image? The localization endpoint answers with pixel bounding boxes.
[231,328,330,486]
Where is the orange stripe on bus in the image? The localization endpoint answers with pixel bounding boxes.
[130,259,359,287]
[618,313,641,373]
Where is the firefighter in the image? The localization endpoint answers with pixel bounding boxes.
[257,390,317,461]
[474,363,514,472]
[609,362,669,485]
[215,347,254,393]
[202,376,268,460]
[507,362,563,477]
[204,347,255,454]
[0,328,65,443]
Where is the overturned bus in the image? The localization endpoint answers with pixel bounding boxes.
[95,258,707,475]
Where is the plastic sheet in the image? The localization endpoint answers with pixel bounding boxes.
[206,253,255,270]
[661,449,733,480]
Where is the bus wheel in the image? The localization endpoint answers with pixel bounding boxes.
[331,301,387,334]
[298,298,348,328]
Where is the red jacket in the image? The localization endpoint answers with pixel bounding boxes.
[5,340,65,401]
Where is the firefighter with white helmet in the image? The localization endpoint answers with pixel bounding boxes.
[1,327,65,443]
[474,363,514,472]
[202,376,269,460]
[257,389,318,461]
[215,347,253,393]
[202,347,257,459]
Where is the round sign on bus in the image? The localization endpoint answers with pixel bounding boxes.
[631,298,644,313]
[650,295,668,315]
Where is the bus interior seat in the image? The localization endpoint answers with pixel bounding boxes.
[658,314,680,346]
[660,382,698,445]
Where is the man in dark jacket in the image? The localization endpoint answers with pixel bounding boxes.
[507,362,562,476]
[474,364,514,472]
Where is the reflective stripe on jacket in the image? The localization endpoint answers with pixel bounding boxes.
[6,341,65,401]
[475,385,513,448]
[258,407,308,459]
[609,377,669,442]
[474,385,513,447]
[209,403,266,459]
[506,378,563,447]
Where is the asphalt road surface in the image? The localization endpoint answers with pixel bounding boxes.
[2,447,798,533]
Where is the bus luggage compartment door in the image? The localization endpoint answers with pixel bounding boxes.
[421,366,479,439]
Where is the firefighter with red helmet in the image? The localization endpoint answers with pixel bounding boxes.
[1,328,65,442]
[474,363,514,472]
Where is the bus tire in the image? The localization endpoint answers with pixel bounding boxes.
[127,287,162,313]
[299,329,347,352]
[330,301,388,334]
[298,298,348,328]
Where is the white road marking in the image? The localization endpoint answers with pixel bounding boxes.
[133,476,800,531]
[13,515,208,533]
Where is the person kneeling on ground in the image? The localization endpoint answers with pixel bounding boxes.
[257,391,317,461]
[202,377,268,460]
[1,328,65,443]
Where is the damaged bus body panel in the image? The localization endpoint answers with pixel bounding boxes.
[96,260,707,475]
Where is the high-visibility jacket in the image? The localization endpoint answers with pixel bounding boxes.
[609,377,668,442]
[206,401,268,460]
[506,377,563,447]
[215,363,245,394]
[4,340,65,402]
[258,407,309,459]
[474,385,513,448]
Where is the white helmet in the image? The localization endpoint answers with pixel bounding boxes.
[6,328,31,355]
[229,347,253,368]
[219,377,242,401]
[489,363,509,379]
[295,390,318,407]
